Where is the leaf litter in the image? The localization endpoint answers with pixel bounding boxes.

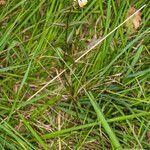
[126,6,142,33]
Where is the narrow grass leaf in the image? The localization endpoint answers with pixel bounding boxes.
[87,92,122,149]
[18,113,48,150]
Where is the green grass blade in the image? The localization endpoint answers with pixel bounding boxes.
[18,113,48,150]
[87,92,122,149]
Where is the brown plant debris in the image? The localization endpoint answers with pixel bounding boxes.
[146,131,150,144]
[0,0,6,5]
[126,6,142,33]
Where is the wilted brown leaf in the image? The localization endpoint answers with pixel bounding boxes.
[0,0,6,5]
[146,131,150,144]
[126,6,142,33]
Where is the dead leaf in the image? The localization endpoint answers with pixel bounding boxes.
[87,36,102,49]
[12,83,19,94]
[146,131,150,144]
[0,0,6,5]
[126,6,142,33]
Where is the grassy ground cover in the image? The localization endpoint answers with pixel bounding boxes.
[0,0,150,149]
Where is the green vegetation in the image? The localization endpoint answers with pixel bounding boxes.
[0,0,150,149]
